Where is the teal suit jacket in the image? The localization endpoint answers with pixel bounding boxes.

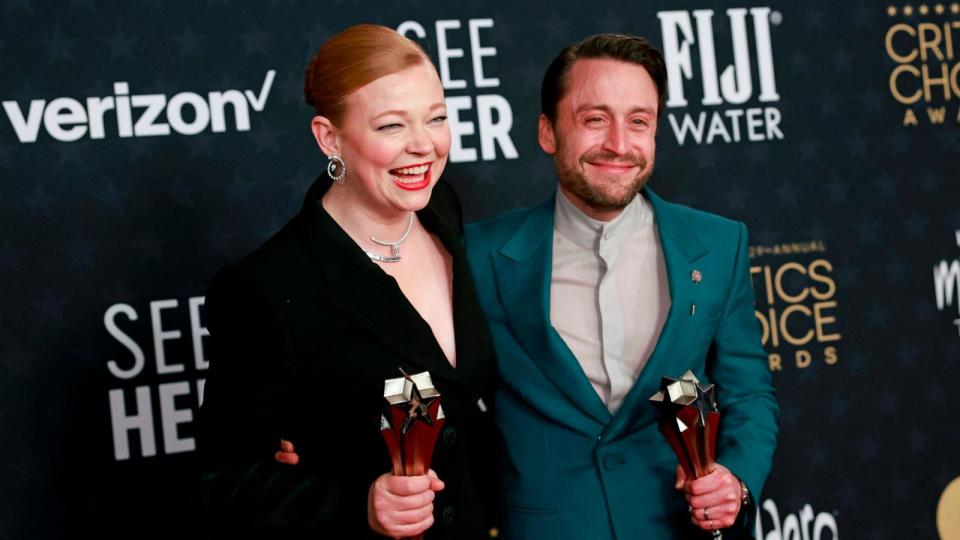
[464,188,778,539]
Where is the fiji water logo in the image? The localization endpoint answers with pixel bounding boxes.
[2,70,275,143]
[657,7,784,146]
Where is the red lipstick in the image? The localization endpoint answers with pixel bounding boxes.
[391,162,432,191]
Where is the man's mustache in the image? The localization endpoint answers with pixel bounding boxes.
[580,150,646,167]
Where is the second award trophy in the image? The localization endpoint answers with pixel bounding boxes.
[650,370,723,539]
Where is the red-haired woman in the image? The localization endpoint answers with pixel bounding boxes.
[198,25,498,539]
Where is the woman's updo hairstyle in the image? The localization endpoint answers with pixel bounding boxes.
[304,24,430,126]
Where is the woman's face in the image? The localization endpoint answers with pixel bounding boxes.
[334,61,450,217]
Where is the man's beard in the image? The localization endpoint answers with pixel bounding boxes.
[555,148,653,213]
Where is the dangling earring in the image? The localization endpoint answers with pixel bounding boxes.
[327,154,346,184]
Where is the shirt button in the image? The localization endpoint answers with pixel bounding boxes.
[441,506,455,526]
[442,426,458,448]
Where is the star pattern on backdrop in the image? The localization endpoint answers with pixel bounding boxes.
[23,186,54,220]
[844,133,869,157]
[856,88,884,113]
[854,217,881,243]
[33,290,66,323]
[65,237,96,271]
[103,27,139,60]
[824,176,850,203]
[241,26,270,55]
[170,26,204,57]
[834,260,862,290]
[873,174,898,198]
[39,25,77,64]
[884,258,906,284]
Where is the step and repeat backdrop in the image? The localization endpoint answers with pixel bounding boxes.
[1,1,958,538]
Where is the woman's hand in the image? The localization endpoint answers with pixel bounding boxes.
[272,439,445,538]
[368,470,445,538]
[273,439,299,465]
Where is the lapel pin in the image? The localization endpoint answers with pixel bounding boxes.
[691,270,702,284]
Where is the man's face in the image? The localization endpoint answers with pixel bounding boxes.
[539,57,659,220]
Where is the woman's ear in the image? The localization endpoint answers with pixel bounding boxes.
[311,116,340,156]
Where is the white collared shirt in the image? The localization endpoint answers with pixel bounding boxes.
[550,190,671,413]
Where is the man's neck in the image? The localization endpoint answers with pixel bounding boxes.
[558,186,625,222]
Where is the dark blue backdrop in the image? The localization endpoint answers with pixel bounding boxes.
[1,1,959,538]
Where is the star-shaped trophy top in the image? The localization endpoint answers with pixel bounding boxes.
[383,369,444,434]
[649,370,718,430]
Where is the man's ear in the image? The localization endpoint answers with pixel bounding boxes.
[538,114,556,155]
[311,116,340,156]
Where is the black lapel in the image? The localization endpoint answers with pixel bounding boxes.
[292,176,463,387]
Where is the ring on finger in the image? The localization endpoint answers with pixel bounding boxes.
[688,505,693,514]
[704,507,710,520]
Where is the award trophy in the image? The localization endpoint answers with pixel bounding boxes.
[381,369,445,540]
[649,370,722,539]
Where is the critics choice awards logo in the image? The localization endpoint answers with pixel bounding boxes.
[885,3,960,126]
[749,240,841,373]
[657,6,784,146]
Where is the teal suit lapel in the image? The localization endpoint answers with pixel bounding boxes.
[605,188,710,438]
[491,194,612,427]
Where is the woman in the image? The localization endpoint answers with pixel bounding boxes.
[197,25,499,539]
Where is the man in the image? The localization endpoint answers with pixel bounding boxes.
[462,34,778,539]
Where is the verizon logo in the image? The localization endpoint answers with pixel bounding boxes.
[2,70,275,143]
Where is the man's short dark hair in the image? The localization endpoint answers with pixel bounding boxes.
[540,34,667,122]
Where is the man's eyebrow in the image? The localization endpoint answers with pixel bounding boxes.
[574,104,612,114]
[573,104,655,115]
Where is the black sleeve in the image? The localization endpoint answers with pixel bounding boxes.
[196,265,371,537]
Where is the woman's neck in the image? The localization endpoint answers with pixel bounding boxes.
[321,187,415,251]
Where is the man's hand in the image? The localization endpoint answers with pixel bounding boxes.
[675,463,742,531]
[274,439,299,465]
[368,470,445,538]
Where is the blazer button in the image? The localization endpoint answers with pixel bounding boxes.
[441,506,455,526]
[602,455,625,470]
[442,426,458,448]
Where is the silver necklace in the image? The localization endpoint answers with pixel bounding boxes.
[365,212,414,263]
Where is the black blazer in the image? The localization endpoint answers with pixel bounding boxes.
[197,175,499,539]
